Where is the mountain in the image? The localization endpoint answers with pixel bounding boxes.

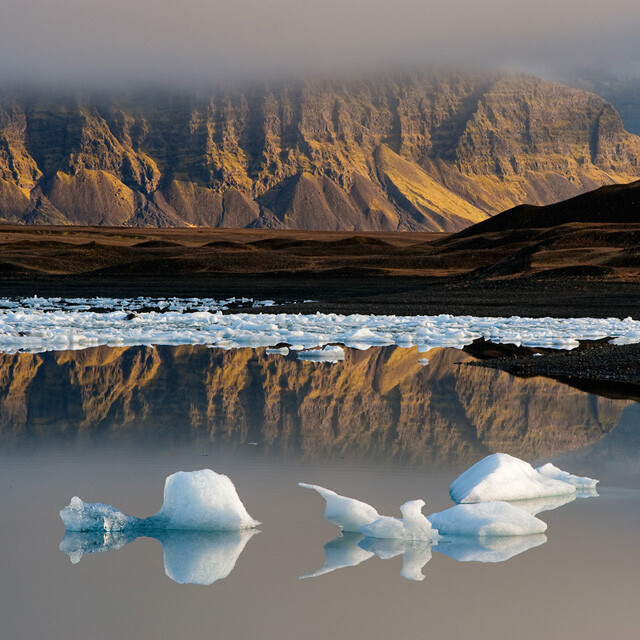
[0,344,626,462]
[1,72,640,231]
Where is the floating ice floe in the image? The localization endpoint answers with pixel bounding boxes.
[265,346,289,355]
[4,296,640,354]
[427,501,548,537]
[60,469,260,533]
[298,483,380,532]
[449,453,594,504]
[297,345,345,362]
[359,500,440,543]
[536,462,599,490]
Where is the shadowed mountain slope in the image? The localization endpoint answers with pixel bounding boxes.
[1,72,639,231]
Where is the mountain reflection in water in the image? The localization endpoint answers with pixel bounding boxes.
[0,345,629,463]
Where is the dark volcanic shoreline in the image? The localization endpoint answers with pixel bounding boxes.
[2,224,640,318]
[465,340,640,399]
[3,274,640,319]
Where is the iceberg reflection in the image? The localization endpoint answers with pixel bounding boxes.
[301,534,433,581]
[299,533,374,579]
[59,529,258,585]
[434,534,547,563]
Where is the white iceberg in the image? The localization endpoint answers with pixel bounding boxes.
[449,453,577,503]
[297,345,345,362]
[60,469,260,533]
[265,346,289,355]
[359,500,440,543]
[298,483,379,532]
[151,469,260,531]
[434,534,547,562]
[427,501,548,537]
[536,463,599,490]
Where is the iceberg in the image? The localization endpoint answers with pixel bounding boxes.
[298,483,379,532]
[151,469,260,531]
[536,462,599,490]
[449,453,578,503]
[60,469,260,533]
[434,534,547,563]
[359,500,440,542]
[427,501,548,537]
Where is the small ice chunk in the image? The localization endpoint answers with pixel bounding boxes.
[151,469,260,531]
[427,501,548,537]
[299,483,379,532]
[60,497,138,532]
[265,347,289,355]
[450,453,576,503]
[536,463,599,490]
[418,358,429,366]
[359,500,440,542]
[297,345,345,362]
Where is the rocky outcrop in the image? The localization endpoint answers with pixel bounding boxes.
[0,344,627,463]
[1,73,639,231]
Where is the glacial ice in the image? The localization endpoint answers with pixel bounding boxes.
[536,462,599,490]
[427,501,548,537]
[297,345,345,362]
[449,453,579,503]
[60,469,260,533]
[60,497,138,532]
[434,534,547,563]
[152,469,260,531]
[298,483,380,532]
[59,529,258,585]
[3,296,640,354]
[359,500,440,542]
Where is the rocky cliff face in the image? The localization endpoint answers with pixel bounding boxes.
[0,344,626,463]
[1,72,639,231]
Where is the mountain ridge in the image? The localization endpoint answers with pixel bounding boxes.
[1,72,640,231]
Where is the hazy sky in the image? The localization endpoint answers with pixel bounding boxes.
[1,0,639,86]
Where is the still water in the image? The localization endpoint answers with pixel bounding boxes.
[1,345,640,639]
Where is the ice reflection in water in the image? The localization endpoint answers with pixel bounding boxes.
[60,529,258,585]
